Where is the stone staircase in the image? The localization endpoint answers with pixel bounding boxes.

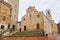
[2,29,16,36]
[12,29,44,37]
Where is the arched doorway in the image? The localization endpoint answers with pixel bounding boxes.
[24,26,26,30]
[37,23,40,29]
[8,24,10,29]
[1,25,4,29]
[19,28,21,32]
[12,25,15,30]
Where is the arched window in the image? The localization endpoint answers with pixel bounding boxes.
[29,13,32,18]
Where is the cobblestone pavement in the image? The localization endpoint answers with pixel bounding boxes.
[0,34,60,40]
[48,34,60,40]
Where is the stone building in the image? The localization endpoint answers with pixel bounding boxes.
[8,0,19,31]
[0,0,11,34]
[57,23,60,33]
[17,21,21,32]
[18,6,58,34]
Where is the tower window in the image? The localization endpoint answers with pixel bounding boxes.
[48,11,49,13]
[10,9,12,17]
[23,18,25,21]
[3,16,6,21]
[3,9,7,13]
[48,11,50,15]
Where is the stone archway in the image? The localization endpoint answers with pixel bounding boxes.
[19,28,21,32]
[1,25,4,29]
[12,25,15,30]
[24,26,26,30]
[8,24,10,29]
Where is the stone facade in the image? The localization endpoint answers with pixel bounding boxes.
[17,6,58,34]
[0,0,11,33]
[0,0,19,36]
[0,0,58,36]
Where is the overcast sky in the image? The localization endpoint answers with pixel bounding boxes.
[5,0,60,23]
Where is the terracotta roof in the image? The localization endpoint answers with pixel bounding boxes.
[0,0,11,8]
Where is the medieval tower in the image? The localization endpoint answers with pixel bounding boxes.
[8,0,19,30]
[46,9,52,20]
